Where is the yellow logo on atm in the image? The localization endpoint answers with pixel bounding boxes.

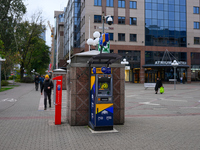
[99,82,108,90]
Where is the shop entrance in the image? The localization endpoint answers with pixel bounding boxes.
[132,69,140,83]
[146,70,157,83]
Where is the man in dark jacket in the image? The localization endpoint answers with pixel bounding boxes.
[41,74,54,110]
[34,75,39,91]
[155,77,162,94]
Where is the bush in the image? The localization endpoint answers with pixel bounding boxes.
[1,80,9,86]
[15,79,20,82]
[21,77,34,83]
[9,75,17,80]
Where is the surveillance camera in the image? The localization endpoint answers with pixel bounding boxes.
[107,16,113,25]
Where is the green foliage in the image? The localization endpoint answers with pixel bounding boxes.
[8,75,17,80]
[0,0,26,80]
[1,80,9,86]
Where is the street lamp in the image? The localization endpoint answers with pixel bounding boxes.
[121,58,129,65]
[171,60,179,90]
[0,57,6,90]
[87,31,100,50]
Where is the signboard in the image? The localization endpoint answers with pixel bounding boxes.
[98,41,110,53]
[155,61,187,65]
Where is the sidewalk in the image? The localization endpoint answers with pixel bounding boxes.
[0,83,200,150]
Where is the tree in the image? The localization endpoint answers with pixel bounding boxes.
[30,39,50,75]
[0,0,26,80]
[14,13,50,78]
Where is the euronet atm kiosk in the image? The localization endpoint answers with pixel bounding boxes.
[89,67,113,131]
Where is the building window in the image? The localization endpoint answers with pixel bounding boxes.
[94,0,101,6]
[194,37,200,44]
[106,0,113,7]
[108,33,114,41]
[130,34,137,42]
[118,0,125,8]
[130,17,137,25]
[194,7,199,14]
[94,15,101,23]
[118,33,125,41]
[194,22,200,29]
[130,1,137,9]
[118,17,125,24]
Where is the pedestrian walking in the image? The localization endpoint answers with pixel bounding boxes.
[34,75,39,91]
[39,75,44,90]
[41,74,54,110]
[155,77,163,94]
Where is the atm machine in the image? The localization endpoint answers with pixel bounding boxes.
[89,67,113,131]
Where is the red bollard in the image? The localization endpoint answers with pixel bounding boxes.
[53,76,62,125]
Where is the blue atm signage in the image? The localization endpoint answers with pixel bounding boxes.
[92,67,111,74]
[96,104,113,126]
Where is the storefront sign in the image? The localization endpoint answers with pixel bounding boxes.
[155,61,187,65]
[94,26,114,30]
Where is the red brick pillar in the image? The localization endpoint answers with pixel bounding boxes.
[187,52,191,83]
[140,50,145,83]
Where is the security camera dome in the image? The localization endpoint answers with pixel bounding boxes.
[107,17,113,25]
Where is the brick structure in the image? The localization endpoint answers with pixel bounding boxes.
[66,51,125,126]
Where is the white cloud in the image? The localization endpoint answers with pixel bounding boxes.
[23,0,68,47]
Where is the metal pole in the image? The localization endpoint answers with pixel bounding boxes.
[89,16,90,51]
[69,28,71,64]
[174,66,176,90]
[0,62,2,90]
[102,12,104,34]
[100,12,105,54]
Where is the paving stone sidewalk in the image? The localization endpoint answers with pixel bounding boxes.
[0,83,200,150]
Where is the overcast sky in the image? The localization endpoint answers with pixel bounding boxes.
[24,0,68,47]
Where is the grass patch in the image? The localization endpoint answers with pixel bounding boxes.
[0,87,13,92]
[0,85,20,92]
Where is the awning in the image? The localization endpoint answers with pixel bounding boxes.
[142,64,190,68]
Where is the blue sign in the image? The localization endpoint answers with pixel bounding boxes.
[101,67,107,73]
[92,67,96,74]
[57,85,61,91]
[106,68,111,74]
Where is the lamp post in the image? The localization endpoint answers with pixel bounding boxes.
[0,57,6,90]
[101,12,113,54]
[171,60,179,90]
[87,31,100,50]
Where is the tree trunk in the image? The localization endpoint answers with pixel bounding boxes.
[20,63,24,80]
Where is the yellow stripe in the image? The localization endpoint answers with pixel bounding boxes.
[90,76,95,90]
[96,104,113,114]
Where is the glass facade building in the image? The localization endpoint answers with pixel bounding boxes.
[145,0,187,47]
[64,0,81,56]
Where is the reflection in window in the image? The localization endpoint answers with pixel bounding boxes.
[106,0,113,7]
[145,0,186,47]
[130,17,137,25]
[118,0,125,8]
[94,0,101,6]
[118,17,125,24]
[118,33,125,41]
[94,15,101,23]
[130,1,137,9]
[130,34,137,42]
[194,22,200,29]
[108,33,114,41]
[194,37,200,44]
[194,7,199,14]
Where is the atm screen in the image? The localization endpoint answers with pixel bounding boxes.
[97,76,112,96]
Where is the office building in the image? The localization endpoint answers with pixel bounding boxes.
[64,0,200,83]
[54,11,65,69]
